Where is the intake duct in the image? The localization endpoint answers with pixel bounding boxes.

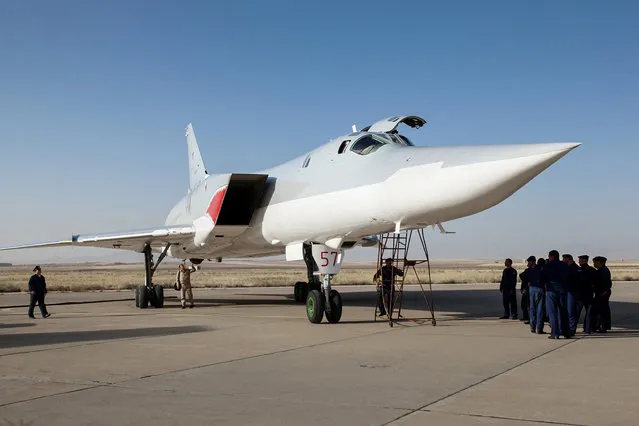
[216,174,269,226]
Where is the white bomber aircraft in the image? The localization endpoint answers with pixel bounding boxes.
[0,116,580,324]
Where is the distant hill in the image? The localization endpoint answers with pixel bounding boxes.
[0,263,12,267]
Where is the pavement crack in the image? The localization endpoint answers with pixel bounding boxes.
[0,322,408,407]
[421,409,588,426]
[0,385,104,408]
[114,326,405,385]
[382,337,581,425]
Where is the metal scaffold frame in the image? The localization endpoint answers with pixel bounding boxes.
[373,227,436,327]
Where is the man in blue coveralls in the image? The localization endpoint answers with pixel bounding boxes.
[543,250,570,339]
[521,256,545,334]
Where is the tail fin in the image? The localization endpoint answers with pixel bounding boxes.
[185,123,208,191]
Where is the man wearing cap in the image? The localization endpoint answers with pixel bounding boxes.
[562,254,580,337]
[576,255,596,334]
[592,256,612,333]
[542,250,570,339]
[521,256,545,333]
[28,265,50,319]
[374,258,403,317]
[499,258,518,320]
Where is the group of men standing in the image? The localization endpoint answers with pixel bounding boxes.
[499,250,613,339]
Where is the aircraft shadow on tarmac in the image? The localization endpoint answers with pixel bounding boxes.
[0,323,36,330]
[0,325,210,349]
[166,288,639,332]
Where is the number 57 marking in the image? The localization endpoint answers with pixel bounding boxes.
[320,251,339,267]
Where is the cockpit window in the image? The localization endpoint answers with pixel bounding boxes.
[337,140,350,154]
[350,135,387,155]
[389,133,414,146]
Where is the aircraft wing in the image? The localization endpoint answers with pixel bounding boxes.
[0,225,195,253]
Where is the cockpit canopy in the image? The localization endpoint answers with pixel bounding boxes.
[347,132,414,156]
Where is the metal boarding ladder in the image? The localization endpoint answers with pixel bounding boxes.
[373,228,436,327]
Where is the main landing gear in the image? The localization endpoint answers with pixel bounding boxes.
[293,242,344,324]
[135,243,170,309]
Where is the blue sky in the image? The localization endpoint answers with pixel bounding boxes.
[0,0,638,264]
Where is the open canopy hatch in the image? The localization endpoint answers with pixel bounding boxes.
[362,115,426,133]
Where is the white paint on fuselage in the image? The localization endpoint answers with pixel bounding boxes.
[171,143,578,260]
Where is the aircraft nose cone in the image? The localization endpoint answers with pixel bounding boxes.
[383,141,582,224]
[438,141,581,168]
[439,141,581,218]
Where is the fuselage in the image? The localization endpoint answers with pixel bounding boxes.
[164,130,579,260]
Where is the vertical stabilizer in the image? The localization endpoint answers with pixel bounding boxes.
[185,123,208,191]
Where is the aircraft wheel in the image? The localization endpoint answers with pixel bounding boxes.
[154,285,164,308]
[306,290,324,324]
[325,290,342,324]
[294,282,304,303]
[309,281,321,293]
[138,285,149,309]
[135,286,140,307]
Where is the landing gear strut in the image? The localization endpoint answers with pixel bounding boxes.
[297,242,344,324]
[135,243,170,309]
[293,243,321,303]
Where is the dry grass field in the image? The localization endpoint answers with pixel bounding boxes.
[1,260,638,293]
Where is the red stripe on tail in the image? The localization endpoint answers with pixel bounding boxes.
[206,186,227,223]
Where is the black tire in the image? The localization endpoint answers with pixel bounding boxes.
[138,285,149,309]
[135,286,140,307]
[306,289,324,324]
[300,283,309,302]
[294,282,303,303]
[325,289,342,324]
[309,281,321,293]
[154,285,164,308]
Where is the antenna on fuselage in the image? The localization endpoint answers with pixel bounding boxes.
[352,124,357,132]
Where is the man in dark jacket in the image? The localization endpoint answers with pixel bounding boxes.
[518,259,530,324]
[592,256,612,333]
[562,254,580,336]
[28,265,50,319]
[543,250,570,339]
[537,257,548,323]
[576,255,595,334]
[374,258,403,316]
[499,258,518,319]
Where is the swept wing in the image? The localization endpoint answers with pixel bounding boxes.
[0,225,195,253]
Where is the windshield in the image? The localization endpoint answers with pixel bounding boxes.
[389,133,414,146]
[350,135,388,155]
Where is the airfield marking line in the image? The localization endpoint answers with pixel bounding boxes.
[382,337,581,426]
[419,409,587,426]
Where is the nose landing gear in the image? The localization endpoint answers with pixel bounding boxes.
[297,242,345,324]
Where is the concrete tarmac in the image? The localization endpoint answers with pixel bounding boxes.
[0,283,638,426]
